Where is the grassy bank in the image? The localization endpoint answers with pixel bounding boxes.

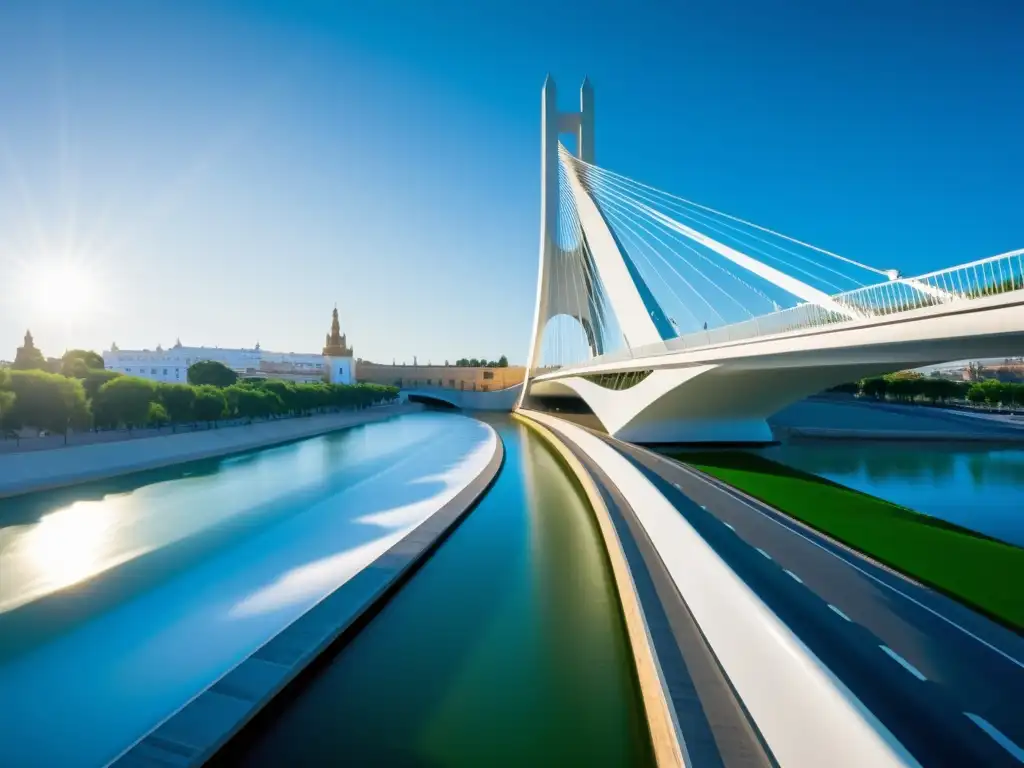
[671,451,1024,632]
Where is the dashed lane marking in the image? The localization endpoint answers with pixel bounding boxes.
[880,645,927,681]
[964,713,1024,763]
[828,604,852,622]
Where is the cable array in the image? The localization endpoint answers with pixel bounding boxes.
[560,148,890,336]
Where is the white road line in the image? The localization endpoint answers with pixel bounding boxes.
[723,521,735,532]
[640,449,1024,671]
[828,604,852,622]
[879,645,927,681]
[756,548,772,560]
[964,713,1024,763]
[784,569,803,584]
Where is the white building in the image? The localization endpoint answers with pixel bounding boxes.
[103,341,261,383]
[103,308,356,385]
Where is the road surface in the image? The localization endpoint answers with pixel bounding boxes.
[602,434,1024,767]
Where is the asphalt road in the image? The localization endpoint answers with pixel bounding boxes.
[602,435,1024,767]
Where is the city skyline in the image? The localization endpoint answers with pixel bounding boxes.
[2,1,1021,363]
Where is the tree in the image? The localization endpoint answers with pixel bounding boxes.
[82,369,122,400]
[497,355,508,367]
[61,349,104,373]
[92,376,158,427]
[966,384,987,405]
[883,372,922,403]
[187,360,238,387]
[860,376,888,400]
[0,370,15,429]
[0,389,14,430]
[235,387,280,420]
[3,369,90,432]
[157,383,196,423]
[193,386,227,423]
[11,330,47,371]
[147,402,169,426]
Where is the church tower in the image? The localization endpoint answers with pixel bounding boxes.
[322,305,356,384]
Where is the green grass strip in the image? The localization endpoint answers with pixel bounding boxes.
[670,451,1024,633]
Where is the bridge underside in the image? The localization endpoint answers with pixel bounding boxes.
[524,303,1024,443]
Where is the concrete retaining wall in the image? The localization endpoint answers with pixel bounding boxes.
[0,404,421,499]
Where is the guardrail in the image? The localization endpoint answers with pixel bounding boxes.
[539,249,1024,375]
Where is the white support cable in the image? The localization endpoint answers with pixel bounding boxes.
[587,171,853,295]
[597,192,739,325]
[596,186,776,320]
[591,183,862,319]
[558,159,628,354]
[600,199,708,329]
[557,170,613,360]
[565,151,891,277]
[581,163,864,290]
[559,181,593,363]
[577,157,867,286]
[558,173,596,358]
[606,213,705,330]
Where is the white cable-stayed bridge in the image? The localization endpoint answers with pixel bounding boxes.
[516,76,1024,443]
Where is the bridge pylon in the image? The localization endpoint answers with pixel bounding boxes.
[520,77,673,407]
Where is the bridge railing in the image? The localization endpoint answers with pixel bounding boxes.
[548,249,1024,372]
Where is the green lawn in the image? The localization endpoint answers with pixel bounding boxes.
[671,451,1024,632]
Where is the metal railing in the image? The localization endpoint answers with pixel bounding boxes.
[541,248,1024,375]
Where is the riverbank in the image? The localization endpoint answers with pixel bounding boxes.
[672,450,1024,631]
[0,404,422,499]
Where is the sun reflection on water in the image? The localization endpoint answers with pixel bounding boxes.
[0,502,126,614]
[27,503,116,588]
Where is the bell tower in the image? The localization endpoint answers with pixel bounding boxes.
[322,305,356,383]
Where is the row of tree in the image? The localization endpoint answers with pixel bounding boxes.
[0,368,399,433]
[453,356,509,368]
[832,372,1024,407]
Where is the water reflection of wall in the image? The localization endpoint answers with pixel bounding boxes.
[764,443,1024,546]
[766,445,1024,489]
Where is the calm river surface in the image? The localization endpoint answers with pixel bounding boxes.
[222,415,653,767]
[765,442,1024,547]
[0,412,650,767]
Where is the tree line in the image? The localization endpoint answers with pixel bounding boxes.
[831,372,1024,408]
[452,356,509,368]
[1,355,398,434]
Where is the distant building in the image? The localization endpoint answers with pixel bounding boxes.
[321,306,356,384]
[357,361,525,393]
[102,307,355,384]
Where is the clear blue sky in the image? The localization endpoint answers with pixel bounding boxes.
[2,0,1021,364]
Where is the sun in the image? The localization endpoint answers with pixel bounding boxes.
[29,261,99,318]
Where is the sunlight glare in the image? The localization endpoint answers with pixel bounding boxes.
[25,503,116,591]
[27,261,99,319]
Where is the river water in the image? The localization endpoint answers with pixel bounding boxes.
[764,442,1024,547]
[220,415,653,767]
[0,412,650,766]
